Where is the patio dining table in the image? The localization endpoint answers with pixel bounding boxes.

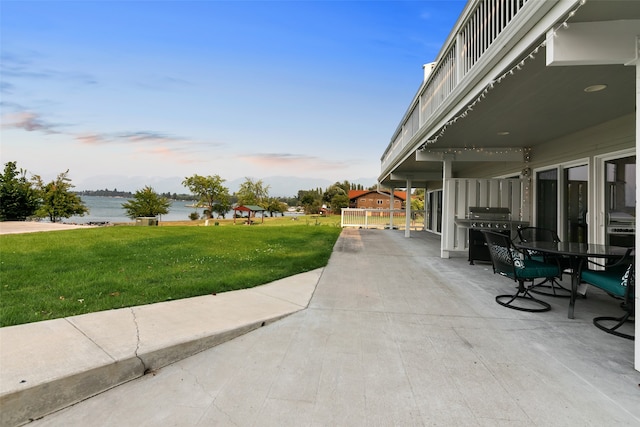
[513,241,631,319]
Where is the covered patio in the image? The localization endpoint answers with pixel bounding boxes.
[378,0,639,371]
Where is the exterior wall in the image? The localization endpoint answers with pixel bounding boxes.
[354,195,404,210]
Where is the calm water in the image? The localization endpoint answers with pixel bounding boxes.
[66,196,208,224]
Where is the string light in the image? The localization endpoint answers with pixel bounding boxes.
[421,146,525,156]
[419,0,587,149]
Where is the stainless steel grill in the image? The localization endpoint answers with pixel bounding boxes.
[455,207,528,231]
[607,211,635,235]
[455,207,529,265]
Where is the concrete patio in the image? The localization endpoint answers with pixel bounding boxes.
[11,229,640,425]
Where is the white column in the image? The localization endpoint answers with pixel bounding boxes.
[441,155,454,258]
[424,185,428,231]
[634,53,639,372]
[405,178,412,237]
[389,187,395,229]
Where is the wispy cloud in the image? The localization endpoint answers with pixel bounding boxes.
[239,153,349,171]
[1,111,61,134]
[1,51,98,85]
[75,133,108,144]
[2,108,220,164]
[0,81,15,94]
[135,75,192,91]
[117,131,181,143]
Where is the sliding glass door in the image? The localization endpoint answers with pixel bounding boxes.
[536,169,558,234]
[564,165,588,243]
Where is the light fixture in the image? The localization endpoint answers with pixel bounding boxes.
[584,84,607,93]
[497,131,510,136]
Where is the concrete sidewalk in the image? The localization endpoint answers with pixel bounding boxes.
[0,267,323,426]
[0,221,93,235]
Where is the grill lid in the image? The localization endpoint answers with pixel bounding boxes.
[468,207,511,220]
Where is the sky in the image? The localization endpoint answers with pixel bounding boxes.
[1,0,466,194]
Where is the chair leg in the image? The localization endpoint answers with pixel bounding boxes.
[529,277,571,298]
[593,311,634,340]
[496,280,551,312]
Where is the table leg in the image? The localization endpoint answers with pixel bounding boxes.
[569,271,577,319]
[568,257,585,319]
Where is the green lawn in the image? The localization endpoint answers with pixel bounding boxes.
[0,224,342,327]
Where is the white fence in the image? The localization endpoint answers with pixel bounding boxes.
[341,209,422,230]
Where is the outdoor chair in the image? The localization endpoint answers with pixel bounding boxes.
[482,230,560,312]
[516,226,571,298]
[580,253,635,340]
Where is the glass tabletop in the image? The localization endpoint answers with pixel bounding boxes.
[515,241,632,258]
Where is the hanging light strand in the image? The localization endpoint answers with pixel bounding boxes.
[419,0,587,149]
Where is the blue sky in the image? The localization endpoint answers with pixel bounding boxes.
[1,0,465,194]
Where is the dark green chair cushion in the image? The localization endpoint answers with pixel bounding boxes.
[581,265,634,299]
[503,259,560,280]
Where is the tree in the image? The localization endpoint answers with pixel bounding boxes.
[33,170,89,223]
[235,177,270,207]
[182,174,230,219]
[121,186,171,219]
[211,199,232,219]
[330,193,350,214]
[299,189,322,214]
[411,189,425,212]
[322,182,352,214]
[265,197,287,217]
[0,161,40,221]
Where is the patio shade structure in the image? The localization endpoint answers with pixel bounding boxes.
[232,205,266,225]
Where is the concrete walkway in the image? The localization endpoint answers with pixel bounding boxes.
[3,228,640,426]
[0,221,93,235]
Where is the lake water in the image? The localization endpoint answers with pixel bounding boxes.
[66,196,299,224]
[66,195,210,224]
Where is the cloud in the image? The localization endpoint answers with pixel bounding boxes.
[117,131,181,143]
[1,111,61,134]
[5,108,222,164]
[0,81,15,94]
[135,75,192,91]
[1,51,98,85]
[238,153,349,171]
[75,129,221,164]
[76,133,108,144]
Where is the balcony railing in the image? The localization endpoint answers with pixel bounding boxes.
[381,0,530,172]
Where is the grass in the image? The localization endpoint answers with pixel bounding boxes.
[0,220,342,327]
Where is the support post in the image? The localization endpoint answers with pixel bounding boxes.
[389,187,395,229]
[441,155,454,258]
[405,178,412,237]
[423,185,428,231]
[634,44,639,372]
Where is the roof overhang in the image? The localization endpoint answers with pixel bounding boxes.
[379,1,639,189]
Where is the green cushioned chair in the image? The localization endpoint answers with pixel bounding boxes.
[580,258,634,340]
[516,226,571,298]
[482,230,560,312]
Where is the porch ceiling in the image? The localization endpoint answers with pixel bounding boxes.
[381,1,640,189]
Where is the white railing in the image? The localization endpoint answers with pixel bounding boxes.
[341,208,423,230]
[381,0,530,171]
